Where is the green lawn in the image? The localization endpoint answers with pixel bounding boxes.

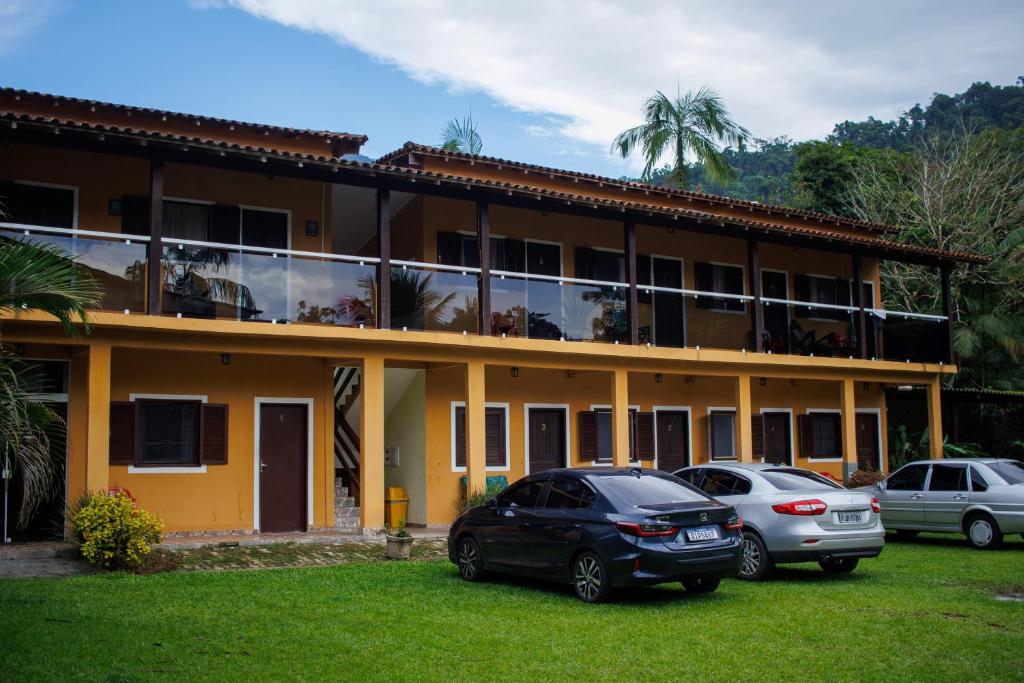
[2,534,1023,682]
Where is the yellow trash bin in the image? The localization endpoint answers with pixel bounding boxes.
[385,486,409,528]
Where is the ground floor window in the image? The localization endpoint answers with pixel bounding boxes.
[110,397,228,468]
[799,411,842,459]
[708,410,737,460]
[452,403,508,470]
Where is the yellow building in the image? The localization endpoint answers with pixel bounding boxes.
[0,88,983,538]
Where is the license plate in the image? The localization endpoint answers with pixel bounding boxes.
[837,511,865,524]
[685,526,720,542]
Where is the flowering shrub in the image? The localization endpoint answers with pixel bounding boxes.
[847,469,886,488]
[71,492,164,571]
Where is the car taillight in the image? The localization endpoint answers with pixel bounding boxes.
[724,514,743,530]
[870,497,881,513]
[771,499,828,516]
[615,522,678,537]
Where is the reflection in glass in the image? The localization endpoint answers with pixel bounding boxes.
[489,275,626,343]
[389,267,478,333]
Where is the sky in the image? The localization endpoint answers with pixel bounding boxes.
[2,0,1022,177]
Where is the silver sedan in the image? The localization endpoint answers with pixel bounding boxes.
[674,463,885,580]
[871,458,1024,549]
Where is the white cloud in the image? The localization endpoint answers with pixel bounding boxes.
[0,0,61,56]
[198,0,1024,169]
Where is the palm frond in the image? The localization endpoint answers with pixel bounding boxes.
[440,116,483,155]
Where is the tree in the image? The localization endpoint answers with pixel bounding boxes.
[0,238,101,528]
[440,115,483,155]
[612,86,749,188]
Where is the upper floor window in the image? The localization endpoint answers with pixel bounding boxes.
[694,262,744,312]
[437,231,561,276]
[122,197,288,248]
[0,181,76,228]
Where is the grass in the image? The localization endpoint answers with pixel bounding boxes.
[1,533,1022,682]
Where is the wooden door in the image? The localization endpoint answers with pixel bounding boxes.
[763,412,791,465]
[528,408,565,473]
[259,403,307,533]
[655,411,688,472]
[855,413,880,470]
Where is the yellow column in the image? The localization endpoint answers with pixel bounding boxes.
[735,375,753,462]
[611,368,630,467]
[84,341,111,494]
[926,377,944,459]
[465,360,488,496]
[322,362,335,529]
[360,355,385,531]
[840,378,858,480]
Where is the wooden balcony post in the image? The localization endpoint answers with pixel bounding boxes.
[376,188,391,330]
[926,377,944,459]
[322,361,335,528]
[611,368,630,467]
[359,354,385,531]
[465,360,487,495]
[840,378,858,480]
[852,255,867,359]
[735,374,754,463]
[84,341,111,494]
[624,221,639,345]
[477,202,491,335]
[941,264,954,364]
[146,159,163,315]
[747,239,764,351]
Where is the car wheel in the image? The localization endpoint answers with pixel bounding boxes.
[573,551,611,603]
[456,536,486,581]
[682,576,721,594]
[819,557,859,574]
[738,532,774,581]
[965,513,1003,550]
[893,529,919,539]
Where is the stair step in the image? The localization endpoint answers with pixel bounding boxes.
[334,506,359,518]
[334,496,355,509]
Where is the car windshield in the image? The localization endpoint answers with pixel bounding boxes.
[594,473,709,508]
[988,461,1024,485]
[759,468,843,491]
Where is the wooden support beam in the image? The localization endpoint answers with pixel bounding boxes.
[941,265,954,364]
[624,221,639,345]
[852,255,867,359]
[735,374,753,462]
[465,360,487,495]
[926,377,944,459]
[322,361,335,528]
[747,239,764,351]
[477,202,491,336]
[359,354,385,530]
[840,378,858,480]
[85,341,111,494]
[146,159,164,315]
[611,368,630,466]
[376,188,391,331]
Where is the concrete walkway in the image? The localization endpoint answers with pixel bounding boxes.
[0,542,95,579]
[156,526,448,551]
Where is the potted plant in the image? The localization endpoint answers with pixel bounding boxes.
[382,520,414,559]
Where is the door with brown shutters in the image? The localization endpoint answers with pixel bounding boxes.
[528,408,565,473]
[259,403,307,533]
[655,411,688,472]
[762,413,792,465]
[855,413,880,470]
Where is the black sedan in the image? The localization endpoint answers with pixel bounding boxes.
[448,467,743,602]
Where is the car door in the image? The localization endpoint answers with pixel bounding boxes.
[924,463,969,529]
[532,477,598,576]
[485,478,549,570]
[879,464,930,527]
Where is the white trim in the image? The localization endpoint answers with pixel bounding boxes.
[523,403,570,475]
[706,406,738,462]
[855,408,883,470]
[757,407,795,466]
[128,465,208,474]
[652,405,692,471]
[13,179,79,229]
[449,401,512,472]
[129,393,208,403]
[589,404,641,466]
[805,408,843,462]
[253,397,315,532]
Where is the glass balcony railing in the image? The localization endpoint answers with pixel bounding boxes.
[160,238,377,326]
[759,297,858,357]
[0,223,148,312]
[490,271,627,343]
[390,260,479,334]
[875,310,949,364]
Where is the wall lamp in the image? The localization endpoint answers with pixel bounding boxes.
[863,382,871,391]
[655,373,662,384]
[510,366,519,378]
[759,377,767,386]
[221,353,232,366]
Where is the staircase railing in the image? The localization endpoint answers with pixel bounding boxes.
[333,367,361,502]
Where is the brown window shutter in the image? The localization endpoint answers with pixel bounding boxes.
[200,404,229,465]
[832,413,844,455]
[578,411,598,460]
[109,401,137,465]
[635,412,655,460]
[437,231,462,266]
[120,195,151,235]
[694,262,714,309]
[209,204,241,244]
[454,406,467,468]
[485,407,505,467]
[751,414,765,459]
[798,414,815,458]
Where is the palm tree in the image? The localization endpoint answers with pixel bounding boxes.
[612,86,750,188]
[0,237,101,529]
[440,115,483,155]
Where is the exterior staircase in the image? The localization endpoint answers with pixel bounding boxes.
[334,479,360,531]
[334,366,361,505]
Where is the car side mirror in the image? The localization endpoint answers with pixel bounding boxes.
[876,480,886,492]
[486,497,498,511]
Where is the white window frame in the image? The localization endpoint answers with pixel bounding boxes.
[706,261,746,315]
[803,272,842,322]
[757,407,795,466]
[652,405,692,471]
[239,204,293,250]
[523,403,570,475]
[126,393,209,473]
[589,403,641,466]
[253,397,315,532]
[805,408,843,462]
[707,406,738,462]
[13,179,79,228]
[450,401,511,472]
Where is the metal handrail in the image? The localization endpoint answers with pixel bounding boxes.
[868,308,947,322]
[390,259,481,275]
[760,296,857,313]
[637,282,755,302]
[491,269,628,291]
[0,221,151,243]
[161,236,380,265]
